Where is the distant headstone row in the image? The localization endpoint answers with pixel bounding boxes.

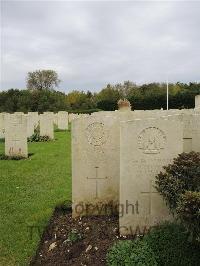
[72,95,200,235]
[0,111,88,158]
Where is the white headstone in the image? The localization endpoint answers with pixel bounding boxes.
[26,113,38,138]
[195,95,200,109]
[53,113,58,126]
[39,113,54,139]
[163,114,192,152]
[28,112,39,128]
[57,111,68,130]
[0,113,7,139]
[69,113,75,123]
[191,114,200,152]
[119,118,183,235]
[72,111,139,218]
[5,114,28,157]
[72,115,120,217]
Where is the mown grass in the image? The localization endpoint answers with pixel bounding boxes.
[0,131,71,265]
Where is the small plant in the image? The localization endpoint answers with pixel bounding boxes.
[66,229,82,244]
[28,126,51,142]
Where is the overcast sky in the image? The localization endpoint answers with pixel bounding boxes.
[1,1,200,92]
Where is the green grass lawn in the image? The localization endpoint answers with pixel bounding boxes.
[0,131,71,265]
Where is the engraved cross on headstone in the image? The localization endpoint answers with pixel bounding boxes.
[87,166,108,199]
[141,180,158,215]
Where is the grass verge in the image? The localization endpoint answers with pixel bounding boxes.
[0,131,71,265]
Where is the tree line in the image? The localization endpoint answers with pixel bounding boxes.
[0,70,200,113]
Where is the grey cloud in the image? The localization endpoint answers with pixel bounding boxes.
[1,1,200,92]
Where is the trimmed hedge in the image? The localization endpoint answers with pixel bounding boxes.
[68,108,102,114]
[144,222,200,266]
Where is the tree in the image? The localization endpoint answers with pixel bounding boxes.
[27,70,61,91]
[65,90,96,110]
[96,84,121,110]
[1,81,200,113]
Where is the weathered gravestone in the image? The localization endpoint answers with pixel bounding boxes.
[69,113,77,123]
[0,113,6,139]
[119,118,183,235]
[162,113,193,152]
[39,113,54,139]
[191,114,200,152]
[26,112,39,138]
[72,115,120,217]
[53,113,58,126]
[57,111,68,130]
[14,112,24,115]
[28,112,39,128]
[5,114,28,157]
[26,115,34,138]
[195,95,200,109]
[162,112,200,153]
[72,109,140,218]
[78,114,90,119]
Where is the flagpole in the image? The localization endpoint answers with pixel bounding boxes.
[167,79,169,110]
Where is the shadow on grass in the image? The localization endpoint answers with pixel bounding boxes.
[55,200,72,213]
[54,129,70,132]
[0,153,34,160]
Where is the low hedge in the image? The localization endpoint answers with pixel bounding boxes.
[107,239,157,266]
[144,222,200,266]
[107,223,200,266]
[68,108,102,114]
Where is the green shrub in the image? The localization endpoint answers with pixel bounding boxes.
[144,222,200,266]
[155,152,200,240]
[106,239,157,266]
[176,191,200,241]
[107,223,200,266]
[155,152,200,210]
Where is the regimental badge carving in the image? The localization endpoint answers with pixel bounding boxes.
[86,122,107,147]
[138,127,166,154]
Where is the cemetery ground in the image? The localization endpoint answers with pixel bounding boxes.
[0,128,200,266]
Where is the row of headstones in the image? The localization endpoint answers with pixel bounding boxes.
[0,111,89,158]
[0,112,90,139]
[72,105,200,236]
